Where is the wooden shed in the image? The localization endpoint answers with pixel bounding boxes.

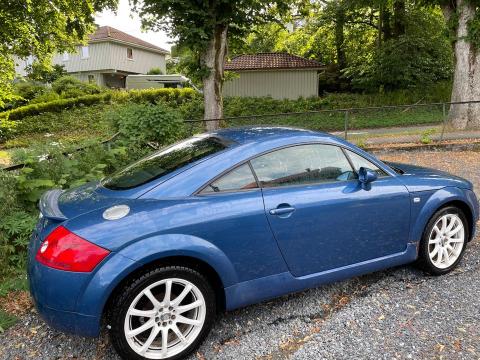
[223,53,324,100]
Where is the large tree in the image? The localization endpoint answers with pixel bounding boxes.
[0,0,116,107]
[131,0,294,130]
[438,0,480,128]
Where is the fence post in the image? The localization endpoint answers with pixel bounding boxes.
[440,103,447,142]
[344,110,349,140]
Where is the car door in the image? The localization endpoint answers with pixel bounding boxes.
[250,143,411,277]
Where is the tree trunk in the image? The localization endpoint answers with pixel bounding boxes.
[444,0,480,129]
[393,0,405,37]
[201,24,228,131]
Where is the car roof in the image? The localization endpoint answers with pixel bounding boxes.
[211,126,337,145]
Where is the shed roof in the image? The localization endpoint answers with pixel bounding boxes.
[224,53,324,71]
[89,26,169,54]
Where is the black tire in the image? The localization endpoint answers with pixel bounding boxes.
[417,206,468,275]
[109,266,216,360]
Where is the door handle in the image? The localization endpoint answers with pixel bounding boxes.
[269,206,296,216]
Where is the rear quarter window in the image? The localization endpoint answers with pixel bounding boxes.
[103,136,232,190]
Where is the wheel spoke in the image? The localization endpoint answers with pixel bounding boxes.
[176,314,201,326]
[440,216,447,232]
[161,328,168,356]
[429,237,440,245]
[176,299,203,314]
[447,225,463,237]
[446,218,456,232]
[448,238,464,243]
[436,247,444,263]
[443,248,450,264]
[127,319,155,338]
[129,308,157,317]
[172,284,192,306]
[164,280,172,305]
[430,245,440,259]
[171,323,187,344]
[144,289,161,308]
[139,326,161,355]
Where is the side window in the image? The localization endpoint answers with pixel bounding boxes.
[345,149,388,177]
[250,144,355,188]
[200,163,258,194]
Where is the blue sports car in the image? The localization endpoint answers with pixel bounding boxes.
[28,127,478,360]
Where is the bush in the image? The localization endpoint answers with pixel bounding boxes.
[52,76,102,98]
[0,88,199,122]
[147,67,164,75]
[109,102,186,146]
[0,142,136,276]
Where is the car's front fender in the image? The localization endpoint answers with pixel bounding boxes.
[75,233,237,319]
[409,187,478,244]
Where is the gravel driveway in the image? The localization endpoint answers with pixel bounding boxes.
[1,148,480,360]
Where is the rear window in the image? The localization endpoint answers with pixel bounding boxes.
[103,136,231,190]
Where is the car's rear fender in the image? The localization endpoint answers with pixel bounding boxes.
[409,187,478,245]
[75,233,237,318]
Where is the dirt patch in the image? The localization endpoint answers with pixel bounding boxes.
[0,291,33,316]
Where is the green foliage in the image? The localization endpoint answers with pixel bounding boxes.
[52,76,102,98]
[0,142,134,281]
[109,103,186,146]
[0,211,37,269]
[345,8,453,91]
[0,310,17,333]
[147,67,164,75]
[420,128,436,144]
[0,0,117,106]
[0,88,199,123]
[26,64,68,83]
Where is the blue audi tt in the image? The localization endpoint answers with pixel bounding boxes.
[29,127,478,360]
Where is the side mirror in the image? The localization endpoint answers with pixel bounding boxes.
[358,167,378,184]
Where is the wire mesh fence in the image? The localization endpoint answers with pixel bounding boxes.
[185,101,480,148]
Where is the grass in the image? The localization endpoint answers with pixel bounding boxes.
[223,105,445,132]
[0,271,28,333]
[1,104,115,151]
[0,310,17,333]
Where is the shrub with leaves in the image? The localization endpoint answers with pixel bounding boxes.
[52,76,102,98]
[109,102,186,147]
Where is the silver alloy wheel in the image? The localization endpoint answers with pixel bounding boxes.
[124,278,206,359]
[428,213,465,269]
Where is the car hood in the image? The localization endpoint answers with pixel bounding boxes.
[384,161,473,192]
[40,181,130,221]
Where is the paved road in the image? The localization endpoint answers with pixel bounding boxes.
[1,149,480,359]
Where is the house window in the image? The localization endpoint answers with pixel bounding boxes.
[127,48,133,60]
[81,46,89,59]
[88,74,95,83]
[62,52,69,61]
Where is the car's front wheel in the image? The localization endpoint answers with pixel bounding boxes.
[109,266,216,360]
[418,206,468,275]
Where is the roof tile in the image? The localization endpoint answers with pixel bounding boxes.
[225,53,324,71]
[89,26,168,54]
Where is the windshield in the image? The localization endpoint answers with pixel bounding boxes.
[103,135,232,190]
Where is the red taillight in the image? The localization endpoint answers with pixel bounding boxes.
[35,226,110,272]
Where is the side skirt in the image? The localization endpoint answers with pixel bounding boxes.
[224,243,418,311]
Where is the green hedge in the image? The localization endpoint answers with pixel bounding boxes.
[0,88,198,121]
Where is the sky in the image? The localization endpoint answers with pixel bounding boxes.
[95,0,174,51]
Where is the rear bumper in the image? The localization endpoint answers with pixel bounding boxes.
[28,258,102,337]
[33,299,100,337]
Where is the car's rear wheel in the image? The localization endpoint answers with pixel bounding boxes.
[418,206,468,275]
[109,266,216,360]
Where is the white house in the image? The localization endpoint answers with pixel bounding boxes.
[15,26,169,88]
[223,53,325,99]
